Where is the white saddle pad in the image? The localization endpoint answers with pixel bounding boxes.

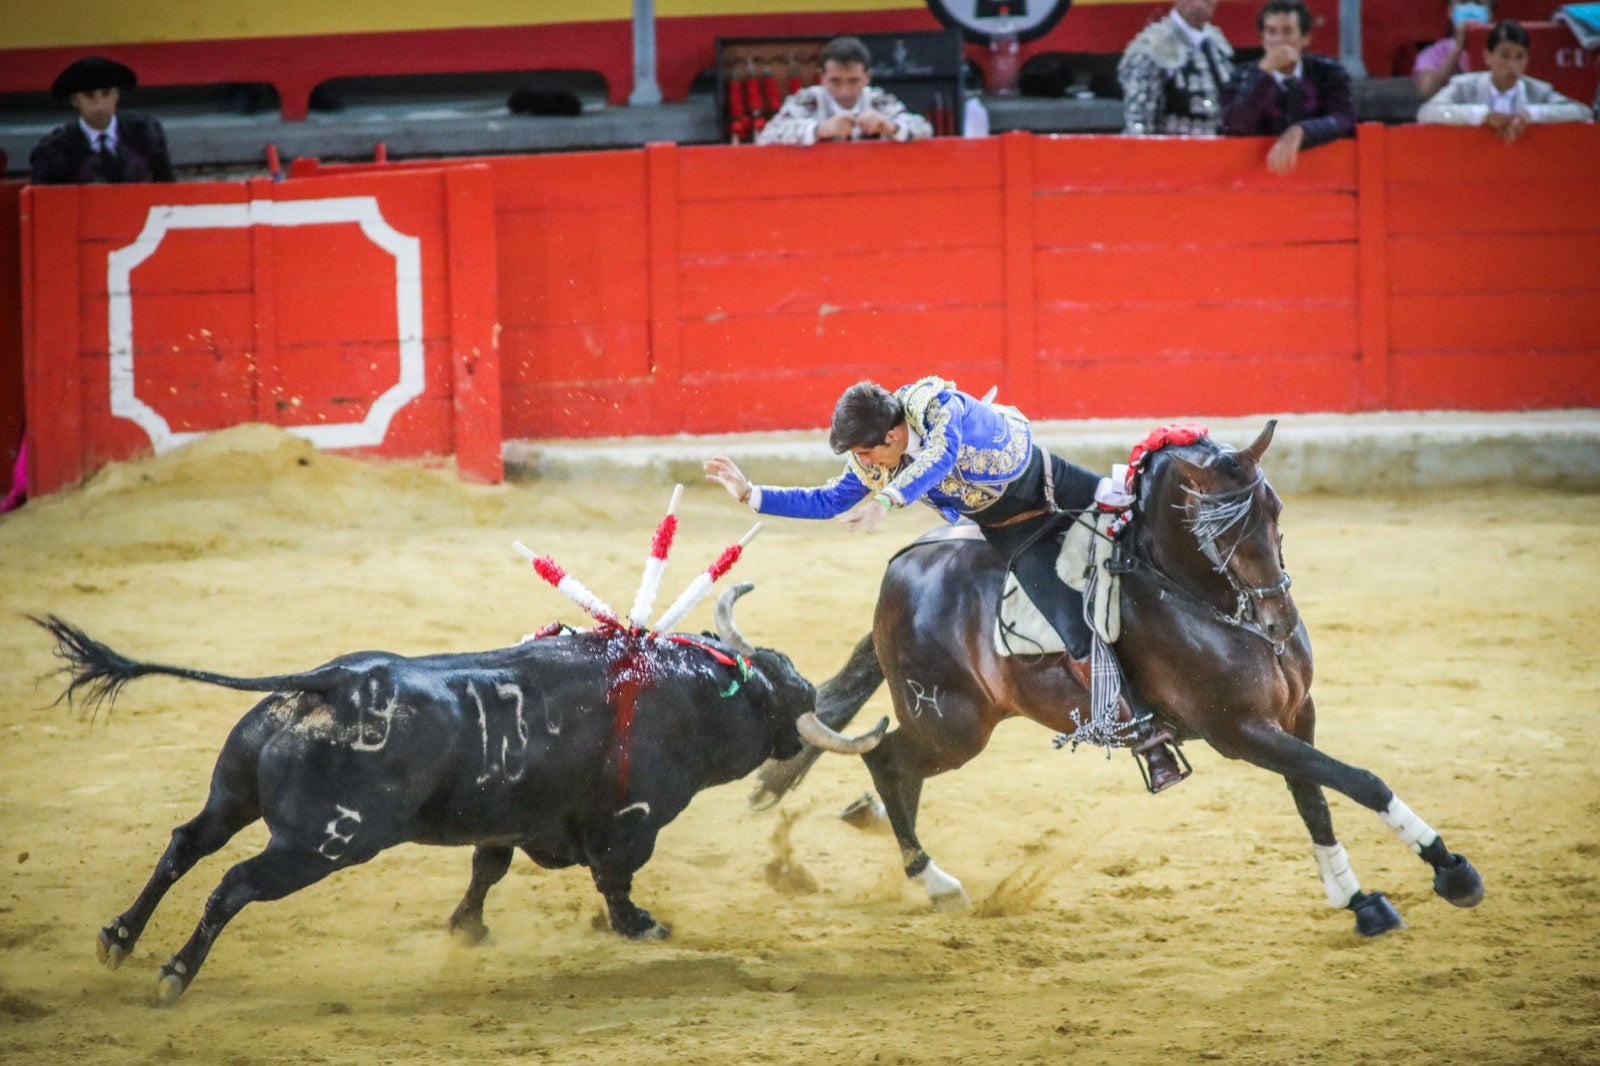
[994,511,1121,657]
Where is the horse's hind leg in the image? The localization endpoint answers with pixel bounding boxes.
[155,840,343,1006]
[98,764,261,969]
[448,846,514,944]
[861,717,988,911]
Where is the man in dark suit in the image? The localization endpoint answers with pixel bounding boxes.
[29,56,175,185]
[1222,0,1355,174]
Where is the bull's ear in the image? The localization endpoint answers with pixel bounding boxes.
[1244,419,1277,462]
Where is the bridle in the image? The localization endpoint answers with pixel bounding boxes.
[1180,473,1295,629]
[1080,454,1296,653]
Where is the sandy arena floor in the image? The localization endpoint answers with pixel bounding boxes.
[1,426,1596,1066]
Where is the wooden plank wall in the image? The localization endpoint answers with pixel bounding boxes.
[1383,124,1600,410]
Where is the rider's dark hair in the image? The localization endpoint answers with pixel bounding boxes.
[1257,0,1313,34]
[829,381,903,454]
[820,36,873,69]
[1487,19,1529,50]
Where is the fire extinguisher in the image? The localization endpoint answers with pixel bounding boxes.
[726,64,750,142]
[760,61,784,115]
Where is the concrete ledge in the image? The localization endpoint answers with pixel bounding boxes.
[1,79,1423,175]
[505,410,1600,494]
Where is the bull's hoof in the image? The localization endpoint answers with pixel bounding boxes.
[97,923,131,969]
[154,960,190,1008]
[1433,853,1484,908]
[449,918,490,946]
[838,792,888,831]
[630,921,671,941]
[1349,891,1405,937]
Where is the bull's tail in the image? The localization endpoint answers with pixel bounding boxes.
[35,615,338,716]
[749,633,884,810]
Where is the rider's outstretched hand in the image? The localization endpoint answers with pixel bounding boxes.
[704,457,752,504]
[837,496,889,533]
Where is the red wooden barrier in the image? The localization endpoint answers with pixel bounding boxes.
[0,182,23,480]
[16,125,1600,497]
[20,166,500,495]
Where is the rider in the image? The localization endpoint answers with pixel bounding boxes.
[704,377,1186,793]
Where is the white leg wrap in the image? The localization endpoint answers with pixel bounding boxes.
[1312,842,1362,908]
[914,860,968,903]
[1379,795,1439,854]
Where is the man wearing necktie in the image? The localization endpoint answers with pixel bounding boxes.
[1221,0,1356,174]
[29,56,175,185]
[1118,0,1235,136]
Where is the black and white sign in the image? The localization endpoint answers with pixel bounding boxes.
[923,0,1075,44]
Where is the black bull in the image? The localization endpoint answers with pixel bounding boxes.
[36,585,885,1006]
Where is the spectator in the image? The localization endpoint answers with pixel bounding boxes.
[1118,0,1235,136]
[1418,20,1593,139]
[1413,1,1496,101]
[756,36,932,146]
[29,56,174,185]
[1222,0,1355,175]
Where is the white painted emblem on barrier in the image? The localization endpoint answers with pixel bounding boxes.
[105,197,424,453]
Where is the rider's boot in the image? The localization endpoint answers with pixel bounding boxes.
[1062,653,1187,794]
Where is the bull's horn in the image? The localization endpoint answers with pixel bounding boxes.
[796,711,888,755]
[714,581,756,657]
[1245,419,1278,462]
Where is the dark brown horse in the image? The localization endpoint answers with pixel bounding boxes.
[757,421,1483,935]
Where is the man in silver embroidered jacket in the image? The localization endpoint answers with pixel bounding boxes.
[756,36,933,146]
[1118,0,1235,136]
[704,377,1185,791]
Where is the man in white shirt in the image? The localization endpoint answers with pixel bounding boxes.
[757,36,933,147]
[1118,0,1235,136]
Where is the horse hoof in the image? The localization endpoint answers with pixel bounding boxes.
[1433,853,1484,908]
[154,973,186,1008]
[97,925,130,969]
[1350,891,1405,937]
[930,888,971,913]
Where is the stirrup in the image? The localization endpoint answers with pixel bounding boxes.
[1132,730,1191,794]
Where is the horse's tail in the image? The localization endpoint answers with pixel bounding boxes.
[750,633,884,810]
[34,615,339,717]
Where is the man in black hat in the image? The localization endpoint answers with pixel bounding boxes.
[29,56,174,185]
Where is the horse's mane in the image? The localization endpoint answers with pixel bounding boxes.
[1137,435,1261,562]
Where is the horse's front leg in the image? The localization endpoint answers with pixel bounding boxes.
[1279,697,1405,935]
[1211,700,1483,932]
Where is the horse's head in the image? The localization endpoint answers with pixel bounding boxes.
[1137,420,1299,647]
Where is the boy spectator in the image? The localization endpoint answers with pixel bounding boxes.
[1118,0,1234,136]
[1418,20,1593,139]
[30,56,174,185]
[756,36,932,146]
[1413,1,1496,101]
[1222,0,1355,174]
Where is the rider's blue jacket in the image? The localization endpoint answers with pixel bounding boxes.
[753,377,1033,524]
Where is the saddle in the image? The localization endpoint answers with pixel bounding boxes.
[993,512,1123,659]
[892,518,1124,659]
